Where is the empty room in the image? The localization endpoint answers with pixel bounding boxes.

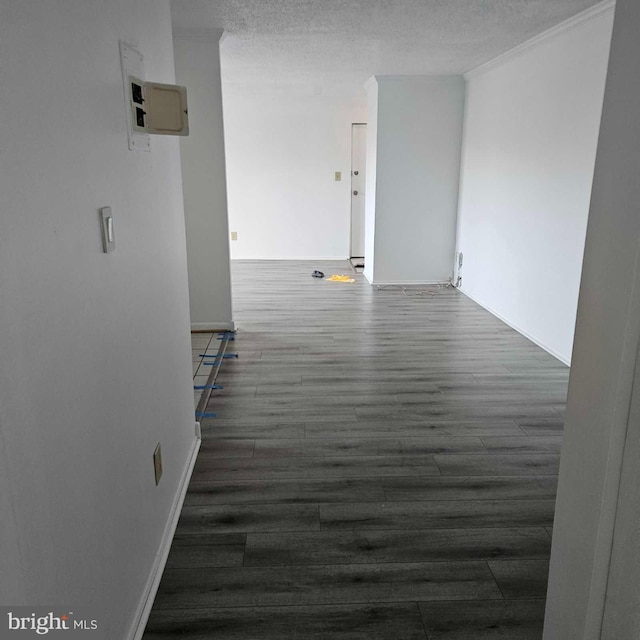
[2,1,640,639]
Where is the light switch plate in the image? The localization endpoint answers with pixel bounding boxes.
[153,443,163,486]
[99,207,115,253]
[335,171,342,182]
[231,231,238,241]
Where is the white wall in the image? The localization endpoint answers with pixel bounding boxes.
[174,30,234,330]
[456,4,614,364]
[0,2,196,637]
[223,89,366,260]
[365,76,465,284]
[363,79,379,283]
[0,426,24,604]
[543,0,640,637]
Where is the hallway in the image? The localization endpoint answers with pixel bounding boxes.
[144,260,566,639]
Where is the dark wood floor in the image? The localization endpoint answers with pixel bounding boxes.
[144,260,567,640]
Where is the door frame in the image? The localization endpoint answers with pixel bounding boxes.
[349,122,367,260]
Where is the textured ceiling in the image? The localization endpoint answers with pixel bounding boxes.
[171,0,604,95]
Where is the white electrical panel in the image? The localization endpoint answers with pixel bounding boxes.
[144,82,189,136]
[120,42,150,152]
[120,41,190,151]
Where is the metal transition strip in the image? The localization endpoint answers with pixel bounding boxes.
[195,331,234,420]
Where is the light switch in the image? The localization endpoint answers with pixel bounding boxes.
[106,216,114,243]
[231,231,238,241]
[335,171,342,182]
[99,207,116,253]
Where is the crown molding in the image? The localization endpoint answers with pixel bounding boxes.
[465,0,616,80]
[172,27,224,43]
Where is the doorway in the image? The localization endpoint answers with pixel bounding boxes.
[350,123,367,265]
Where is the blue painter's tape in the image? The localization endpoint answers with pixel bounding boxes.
[200,353,237,360]
[195,411,217,419]
[201,361,222,366]
[194,384,224,390]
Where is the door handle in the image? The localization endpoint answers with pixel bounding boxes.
[353,190,359,196]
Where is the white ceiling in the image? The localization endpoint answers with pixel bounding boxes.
[171,0,604,95]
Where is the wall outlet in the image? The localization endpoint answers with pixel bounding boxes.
[335,171,342,182]
[153,443,163,485]
[231,231,238,241]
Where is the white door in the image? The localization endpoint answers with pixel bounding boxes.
[350,123,367,258]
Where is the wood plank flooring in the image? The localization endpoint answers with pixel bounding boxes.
[144,260,567,639]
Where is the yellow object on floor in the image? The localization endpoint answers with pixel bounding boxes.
[327,274,356,283]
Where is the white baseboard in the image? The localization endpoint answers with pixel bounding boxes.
[458,287,571,366]
[129,434,201,640]
[371,280,451,286]
[191,321,235,332]
[230,257,349,261]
